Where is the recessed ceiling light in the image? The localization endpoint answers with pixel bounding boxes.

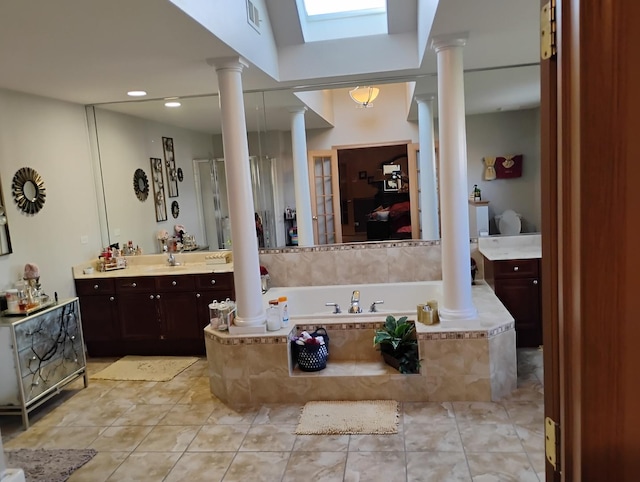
[164,101,181,108]
[127,90,147,97]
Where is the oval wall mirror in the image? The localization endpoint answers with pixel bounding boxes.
[177,167,184,182]
[12,167,46,215]
[171,200,180,218]
[133,168,149,201]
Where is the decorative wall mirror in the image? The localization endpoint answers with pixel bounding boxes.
[0,175,13,255]
[133,168,149,201]
[12,167,46,215]
[177,168,184,182]
[171,200,179,218]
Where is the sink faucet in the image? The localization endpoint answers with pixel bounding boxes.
[369,300,384,312]
[164,245,178,266]
[325,302,341,314]
[349,290,362,314]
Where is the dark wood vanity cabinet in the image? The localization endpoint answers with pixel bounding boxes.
[484,258,542,348]
[75,279,121,356]
[75,272,234,356]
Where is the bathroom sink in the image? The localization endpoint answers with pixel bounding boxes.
[144,265,190,272]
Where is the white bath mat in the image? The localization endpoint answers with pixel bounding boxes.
[295,400,399,435]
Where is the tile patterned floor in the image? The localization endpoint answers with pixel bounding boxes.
[0,348,545,481]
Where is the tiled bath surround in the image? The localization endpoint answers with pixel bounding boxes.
[259,239,484,286]
[205,282,516,405]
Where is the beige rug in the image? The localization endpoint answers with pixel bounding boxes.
[90,355,199,382]
[295,400,399,435]
[6,448,97,482]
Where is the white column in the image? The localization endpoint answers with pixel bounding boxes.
[212,57,264,327]
[415,95,440,240]
[432,36,477,321]
[289,107,314,246]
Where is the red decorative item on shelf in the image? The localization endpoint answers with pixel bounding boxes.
[495,154,523,179]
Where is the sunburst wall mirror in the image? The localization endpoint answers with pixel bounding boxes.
[133,168,149,201]
[12,167,46,215]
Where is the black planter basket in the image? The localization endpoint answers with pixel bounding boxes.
[291,327,330,372]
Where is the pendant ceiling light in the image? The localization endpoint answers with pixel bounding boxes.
[349,86,380,108]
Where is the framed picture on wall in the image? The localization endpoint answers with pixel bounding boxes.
[162,137,179,198]
[384,178,400,192]
[150,157,168,222]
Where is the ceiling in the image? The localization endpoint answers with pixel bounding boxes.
[0,0,540,133]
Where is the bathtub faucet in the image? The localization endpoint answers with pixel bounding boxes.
[349,290,362,314]
[325,302,341,314]
[369,300,384,312]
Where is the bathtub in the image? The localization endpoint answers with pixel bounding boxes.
[262,281,444,320]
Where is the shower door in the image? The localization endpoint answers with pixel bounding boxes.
[194,157,277,250]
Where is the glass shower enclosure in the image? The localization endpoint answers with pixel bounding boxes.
[194,156,277,250]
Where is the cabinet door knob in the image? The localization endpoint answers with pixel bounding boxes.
[513,266,519,271]
[172,281,177,286]
[196,293,201,298]
[156,294,161,299]
[210,279,216,285]
[533,279,538,285]
[109,296,115,301]
[132,282,137,288]
[94,284,99,290]
[149,295,155,300]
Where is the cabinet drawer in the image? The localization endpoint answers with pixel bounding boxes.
[75,278,115,295]
[194,272,234,291]
[115,277,155,293]
[156,275,195,292]
[493,259,539,279]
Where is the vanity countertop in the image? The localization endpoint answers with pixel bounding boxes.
[478,234,541,261]
[72,251,234,279]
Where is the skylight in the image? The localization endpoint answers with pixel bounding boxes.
[303,0,386,18]
[297,0,388,43]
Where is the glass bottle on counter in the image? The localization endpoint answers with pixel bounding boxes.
[266,300,281,331]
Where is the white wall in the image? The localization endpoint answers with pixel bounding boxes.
[465,108,541,232]
[93,108,215,254]
[0,89,102,297]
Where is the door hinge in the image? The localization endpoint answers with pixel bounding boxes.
[541,0,557,60]
[545,416,561,472]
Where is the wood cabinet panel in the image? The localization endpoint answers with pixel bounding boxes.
[114,277,156,293]
[118,293,160,340]
[492,258,539,279]
[194,272,234,292]
[75,278,115,296]
[159,291,200,340]
[78,294,119,342]
[156,275,195,291]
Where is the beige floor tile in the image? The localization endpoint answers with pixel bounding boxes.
[348,432,406,452]
[466,452,538,481]
[6,426,104,450]
[135,425,200,452]
[206,404,258,425]
[503,401,545,425]
[515,423,545,453]
[68,451,129,482]
[105,452,181,481]
[187,424,250,452]
[253,403,303,424]
[459,422,524,453]
[239,424,297,452]
[159,404,215,425]
[527,451,547,480]
[90,425,153,452]
[403,401,455,425]
[452,401,511,424]
[223,451,289,482]
[344,452,406,482]
[283,451,347,482]
[177,387,220,404]
[164,452,235,482]
[293,434,350,452]
[111,404,174,426]
[406,451,471,482]
[55,400,133,427]
[404,422,463,452]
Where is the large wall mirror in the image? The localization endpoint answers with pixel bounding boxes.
[0,174,13,255]
[88,64,541,253]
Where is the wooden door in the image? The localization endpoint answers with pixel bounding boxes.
[545,0,640,478]
[308,150,342,244]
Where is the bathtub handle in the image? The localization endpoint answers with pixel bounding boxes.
[325,302,341,314]
[369,300,385,312]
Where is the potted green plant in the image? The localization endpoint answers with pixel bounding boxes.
[373,315,421,374]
